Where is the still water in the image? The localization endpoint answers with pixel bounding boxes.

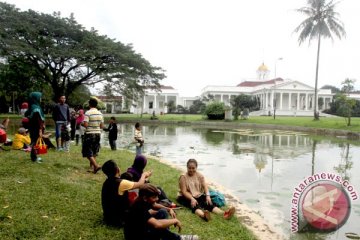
[105,123,360,240]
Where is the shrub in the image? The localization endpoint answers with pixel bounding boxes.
[204,101,225,120]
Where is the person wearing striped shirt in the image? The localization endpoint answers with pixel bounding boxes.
[82,98,104,174]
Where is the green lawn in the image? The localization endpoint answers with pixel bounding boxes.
[0,144,255,240]
[110,114,360,133]
[3,113,360,133]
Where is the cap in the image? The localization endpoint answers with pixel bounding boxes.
[18,127,28,134]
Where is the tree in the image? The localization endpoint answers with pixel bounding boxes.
[0,2,165,102]
[321,84,340,93]
[166,100,176,113]
[230,94,258,119]
[294,0,346,120]
[204,101,225,120]
[67,85,91,108]
[189,99,206,114]
[341,78,356,93]
[335,94,356,126]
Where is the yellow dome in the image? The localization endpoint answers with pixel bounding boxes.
[257,62,269,72]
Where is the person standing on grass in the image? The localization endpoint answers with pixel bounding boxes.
[103,116,118,150]
[81,98,103,174]
[52,95,70,151]
[75,109,85,146]
[178,159,235,222]
[25,92,45,163]
[101,159,152,227]
[134,122,144,155]
[70,110,77,141]
[124,183,199,240]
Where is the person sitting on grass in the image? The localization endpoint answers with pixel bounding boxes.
[177,159,235,222]
[124,183,199,240]
[12,127,31,151]
[126,154,176,208]
[101,159,152,227]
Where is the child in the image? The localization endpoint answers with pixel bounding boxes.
[103,116,118,150]
[75,109,85,146]
[61,124,71,152]
[12,127,31,151]
[124,184,198,240]
[134,122,144,155]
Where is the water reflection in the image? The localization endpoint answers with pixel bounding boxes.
[107,124,359,240]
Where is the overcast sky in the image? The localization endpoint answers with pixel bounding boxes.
[3,0,360,96]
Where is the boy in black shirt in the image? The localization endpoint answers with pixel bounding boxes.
[103,116,118,150]
[124,184,199,240]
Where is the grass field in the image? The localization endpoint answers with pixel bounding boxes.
[3,113,360,132]
[0,144,255,240]
[108,114,360,133]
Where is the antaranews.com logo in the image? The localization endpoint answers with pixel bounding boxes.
[291,172,358,232]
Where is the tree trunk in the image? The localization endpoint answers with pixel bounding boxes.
[314,34,321,121]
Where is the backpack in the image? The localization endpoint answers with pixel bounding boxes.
[209,189,226,207]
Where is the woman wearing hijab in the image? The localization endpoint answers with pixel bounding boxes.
[25,92,45,162]
[126,155,175,207]
[126,154,148,181]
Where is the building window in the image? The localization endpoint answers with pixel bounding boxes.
[149,101,153,109]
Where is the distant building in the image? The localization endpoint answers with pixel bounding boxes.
[201,63,334,116]
[98,62,335,116]
[97,96,123,113]
[130,85,179,115]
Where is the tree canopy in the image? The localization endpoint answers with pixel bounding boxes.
[294,0,346,120]
[0,2,165,102]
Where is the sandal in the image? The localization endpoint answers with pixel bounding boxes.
[223,206,235,220]
[93,166,102,174]
[203,210,211,222]
[181,235,199,240]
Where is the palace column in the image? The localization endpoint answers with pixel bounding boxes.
[305,93,308,110]
[280,92,283,110]
[297,93,300,110]
[288,93,292,110]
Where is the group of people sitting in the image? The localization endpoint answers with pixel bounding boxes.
[101,155,236,240]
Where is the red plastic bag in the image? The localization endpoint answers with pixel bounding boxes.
[34,137,47,154]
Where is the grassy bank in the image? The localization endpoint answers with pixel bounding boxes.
[0,144,255,240]
[3,113,360,132]
[109,114,360,133]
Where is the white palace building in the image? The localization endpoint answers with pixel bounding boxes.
[105,63,334,116]
[200,63,334,116]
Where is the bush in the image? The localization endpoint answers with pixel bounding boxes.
[204,101,225,120]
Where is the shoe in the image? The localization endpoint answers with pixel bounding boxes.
[203,210,211,222]
[93,166,102,174]
[24,147,32,152]
[223,206,235,220]
[36,157,43,163]
[57,147,63,152]
[181,235,199,240]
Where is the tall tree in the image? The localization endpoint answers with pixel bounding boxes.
[294,0,346,120]
[0,2,165,101]
[341,78,356,93]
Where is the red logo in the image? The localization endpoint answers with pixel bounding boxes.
[300,182,351,231]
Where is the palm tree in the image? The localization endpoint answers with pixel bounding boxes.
[294,0,346,120]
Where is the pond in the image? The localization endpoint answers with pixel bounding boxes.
[106,123,360,240]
